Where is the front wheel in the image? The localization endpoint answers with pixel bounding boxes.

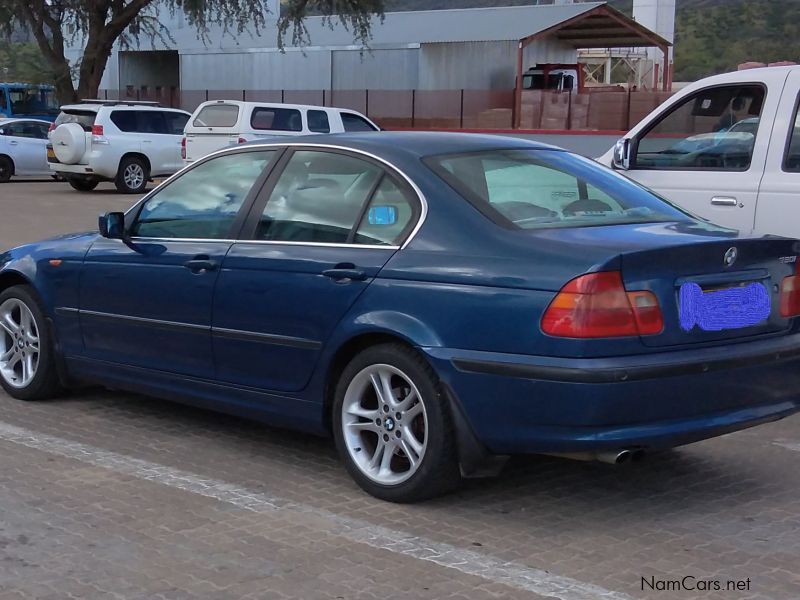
[333,343,460,502]
[0,285,62,400]
[115,156,149,194]
[0,156,13,183]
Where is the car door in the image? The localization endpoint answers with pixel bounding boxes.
[78,149,278,378]
[135,111,177,176]
[212,147,421,392]
[625,77,785,233]
[752,70,800,238]
[2,120,47,175]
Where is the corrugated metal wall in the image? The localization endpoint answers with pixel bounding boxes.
[331,48,419,90]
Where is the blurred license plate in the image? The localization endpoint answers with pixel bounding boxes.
[679,281,770,331]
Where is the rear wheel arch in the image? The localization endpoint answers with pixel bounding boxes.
[119,152,151,174]
[323,332,422,432]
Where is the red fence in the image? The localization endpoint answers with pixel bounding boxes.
[99,87,675,132]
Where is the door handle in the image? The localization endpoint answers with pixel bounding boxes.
[323,266,367,282]
[184,257,218,273]
[711,196,739,207]
[9,140,18,145]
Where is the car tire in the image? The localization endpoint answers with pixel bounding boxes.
[115,156,149,194]
[68,178,99,192]
[333,343,461,502]
[0,285,62,401]
[0,155,13,183]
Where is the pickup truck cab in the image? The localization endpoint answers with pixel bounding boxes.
[598,66,800,238]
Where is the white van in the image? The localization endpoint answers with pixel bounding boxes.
[183,100,379,164]
[598,66,800,238]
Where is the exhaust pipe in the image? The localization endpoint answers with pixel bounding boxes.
[545,448,642,464]
[595,449,631,464]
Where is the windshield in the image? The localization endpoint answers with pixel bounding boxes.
[426,149,692,230]
[7,86,59,115]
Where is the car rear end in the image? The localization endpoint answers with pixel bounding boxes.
[412,144,800,457]
[47,105,113,179]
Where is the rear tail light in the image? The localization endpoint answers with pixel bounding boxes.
[91,124,108,145]
[238,137,247,144]
[780,272,800,317]
[542,271,663,338]
[181,136,186,160]
[48,122,56,133]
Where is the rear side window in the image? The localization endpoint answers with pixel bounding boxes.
[193,103,239,128]
[341,113,377,132]
[250,107,302,132]
[165,112,189,135]
[354,177,417,246]
[307,110,330,133]
[136,111,167,134]
[54,110,97,132]
[110,110,137,132]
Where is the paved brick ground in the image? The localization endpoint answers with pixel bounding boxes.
[1,182,799,599]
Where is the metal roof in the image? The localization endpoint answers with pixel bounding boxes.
[298,2,608,46]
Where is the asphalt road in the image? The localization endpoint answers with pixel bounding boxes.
[1,181,799,600]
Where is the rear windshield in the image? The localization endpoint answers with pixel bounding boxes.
[250,107,302,132]
[193,104,239,128]
[54,110,97,132]
[426,149,691,230]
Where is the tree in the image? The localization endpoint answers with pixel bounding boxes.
[0,0,385,103]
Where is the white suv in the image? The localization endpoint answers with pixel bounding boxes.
[183,100,379,164]
[48,101,190,193]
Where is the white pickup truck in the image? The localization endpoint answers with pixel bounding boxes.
[598,66,800,238]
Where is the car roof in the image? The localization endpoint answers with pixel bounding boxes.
[239,131,563,160]
[58,103,188,113]
[194,100,365,114]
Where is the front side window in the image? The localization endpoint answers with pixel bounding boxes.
[307,110,330,133]
[341,113,377,132]
[784,98,800,173]
[634,84,765,171]
[427,149,690,230]
[250,107,302,132]
[256,150,383,243]
[131,151,275,239]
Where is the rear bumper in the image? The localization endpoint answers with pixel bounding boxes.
[422,334,800,455]
[49,163,110,179]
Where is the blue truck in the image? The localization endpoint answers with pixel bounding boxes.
[0,83,59,121]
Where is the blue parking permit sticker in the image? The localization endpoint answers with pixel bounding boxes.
[679,282,770,332]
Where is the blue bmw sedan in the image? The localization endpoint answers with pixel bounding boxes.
[2,132,800,502]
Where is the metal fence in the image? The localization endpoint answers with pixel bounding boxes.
[99,87,675,132]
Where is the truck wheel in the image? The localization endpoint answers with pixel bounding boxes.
[333,343,461,502]
[0,156,13,183]
[68,178,99,192]
[115,156,149,194]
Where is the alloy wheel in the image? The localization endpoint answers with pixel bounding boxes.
[341,364,428,485]
[123,163,145,189]
[0,298,40,388]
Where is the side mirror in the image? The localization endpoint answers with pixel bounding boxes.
[99,212,125,239]
[368,205,398,226]
[612,138,632,170]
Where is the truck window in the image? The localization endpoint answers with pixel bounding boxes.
[784,99,800,173]
[307,110,330,133]
[193,104,239,128]
[341,113,376,132]
[250,107,302,132]
[633,84,765,172]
